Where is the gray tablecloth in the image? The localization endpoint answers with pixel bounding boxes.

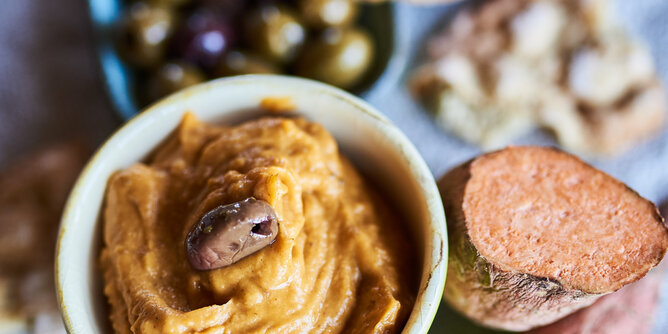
[0,0,118,168]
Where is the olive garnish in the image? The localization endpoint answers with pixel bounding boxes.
[185,197,279,271]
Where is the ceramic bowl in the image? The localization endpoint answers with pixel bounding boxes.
[88,0,404,120]
[56,75,447,333]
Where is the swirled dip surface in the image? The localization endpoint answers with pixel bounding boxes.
[101,113,416,333]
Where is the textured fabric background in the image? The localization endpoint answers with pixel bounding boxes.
[0,0,666,333]
[0,0,119,169]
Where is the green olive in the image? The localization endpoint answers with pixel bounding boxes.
[244,5,306,63]
[214,50,280,77]
[116,2,175,68]
[298,0,358,28]
[296,28,374,89]
[147,61,205,101]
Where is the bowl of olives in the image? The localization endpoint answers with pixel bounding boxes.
[89,0,400,120]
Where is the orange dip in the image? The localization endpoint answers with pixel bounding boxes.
[100,113,415,333]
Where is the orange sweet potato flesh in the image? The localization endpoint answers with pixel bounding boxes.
[439,146,668,331]
[466,146,668,293]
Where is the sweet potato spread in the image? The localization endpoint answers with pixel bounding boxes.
[100,113,415,333]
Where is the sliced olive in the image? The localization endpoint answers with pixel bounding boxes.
[298,0,358,29]
[214,50,280,77]
[185,197,279,270]
[147,61,205,101]
[116,2,175,68]
[296,27,374,89]
[244,4,306,63]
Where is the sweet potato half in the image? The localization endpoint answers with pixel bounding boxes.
[439,146,668,331]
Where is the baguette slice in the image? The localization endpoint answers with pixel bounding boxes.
[439,146,668,331]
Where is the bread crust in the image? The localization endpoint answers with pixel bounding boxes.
[411,0,667,156]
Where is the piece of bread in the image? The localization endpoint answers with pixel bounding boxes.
[412,0,666,156]
[0,142,88,332]
[438,146,668,331]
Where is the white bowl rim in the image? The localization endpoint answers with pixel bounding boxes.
[55,74,447,334]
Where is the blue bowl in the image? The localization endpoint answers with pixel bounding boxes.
[88,0,406,121]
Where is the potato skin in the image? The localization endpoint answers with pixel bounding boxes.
[439,159,601,331]
[530,261,666,334]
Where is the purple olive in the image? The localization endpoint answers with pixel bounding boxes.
[172,10,236,69]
